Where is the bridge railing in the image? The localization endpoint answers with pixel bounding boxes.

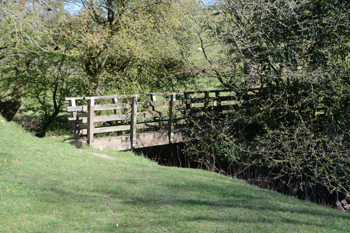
[65,90,239,150]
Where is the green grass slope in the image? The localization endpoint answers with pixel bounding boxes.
[1,115,349,232]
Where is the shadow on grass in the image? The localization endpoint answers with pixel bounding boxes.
[30,177,350,232]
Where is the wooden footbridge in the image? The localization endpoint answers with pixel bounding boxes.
[66,90,241,151]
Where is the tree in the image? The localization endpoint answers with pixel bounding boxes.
[0,0,58,121]
[185,0,350,201]
[58,0,194,96]
[0,0,84,136]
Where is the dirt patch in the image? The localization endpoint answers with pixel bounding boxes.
[81,150,117,160]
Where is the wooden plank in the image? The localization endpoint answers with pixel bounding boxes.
[67,90,239,102]
[70,99,77,119]
[204,91,209,123]
[94,125,130,134]
[65,97,85,101]
[68,119,81,123]
[70,120,188,136]
[67,106,88,112]
[94,103,131,111]
[92,108,207,123]
[215,91,221,108]
[92,135,131,151]
[84,92,205,101]
[185,92,191,127]
[138,98,208,109]
[94,113,131,122]
[88,98,95,146]
[150,94,156,111]
[184,92,191,109]
[113,98,118,115]
[93,110,170,123]
[131,95,137,148]
[90,129,190,151]
[169,93,175,143]
[90,97,234,113]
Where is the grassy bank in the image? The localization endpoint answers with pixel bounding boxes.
[0,116,349,232]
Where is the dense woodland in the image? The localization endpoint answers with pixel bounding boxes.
[1,0,350,205]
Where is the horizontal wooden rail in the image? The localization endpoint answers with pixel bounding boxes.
[70,118,193,136]
[79,89,238,101]
[66,96,237,113]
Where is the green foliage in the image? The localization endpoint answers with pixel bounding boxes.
[185,0,350,200]
[56,0,195,96]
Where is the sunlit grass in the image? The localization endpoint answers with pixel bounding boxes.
[1,115,349,232]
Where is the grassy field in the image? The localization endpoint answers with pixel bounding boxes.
[1,115,350,232]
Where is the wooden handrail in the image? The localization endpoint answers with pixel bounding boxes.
[65,89,243,101]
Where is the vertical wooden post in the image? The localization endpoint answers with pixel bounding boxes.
[185,92,191,109]
[70,99,79,141]
[131,95,137,148]
[113,98,121,135]
[215,91,221,106]
[113,98,118,115]
[169,93,176,143]
[215,91,221,116]
[88,98,95,147]
[203,91,210,123]
[150,94,158,127]
[185,92,192,127]
[150,94,156,111]
[71,99,77,119]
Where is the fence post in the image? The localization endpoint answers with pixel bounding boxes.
[150,94,158,126]
[215,91,222,116]
[169,93,176,143]
[215,91,221,106]
[113,98,118,114]
[112,98,121,135]
[88,97,95,146]
[70,99,80,141]
[71,99,77,119]
[185,92,191,127]
[203,91,210,123]
[150,94,156,111]
[185,92,191,109]
[131,95,137,148]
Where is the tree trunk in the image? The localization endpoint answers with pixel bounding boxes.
[0,85,24,121]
